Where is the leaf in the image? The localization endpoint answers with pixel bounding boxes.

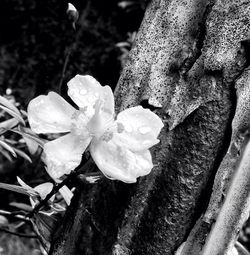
[13,148,32,163]
[20,110,28,117]
[116,42,131,48]
[0,105,25,125]
[13,221,25,229]
[50,203,65,212]
[0,95,20,115]
[11,127,46,148]
[3,138,17,145]
[0,215,8,227]
[9,202,33,212]
[0,140,17,157]
[235,241,250,255]
[58,185,73,206]
[118,1,136,9]
[22,136,39,155]
[33,182,54,201]
[0,118,19,134]
[0,182,37,196]
[79,173,102,183]
[0,150,13,161]
[31,209,63,244]
[17,176,33,191]
[30,218,51,252]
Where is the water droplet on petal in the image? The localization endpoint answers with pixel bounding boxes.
[68,90,74,97]
[124,125,133,133]
[122,163,127,168]
[117,122,125,133]
[79,88,87,95]
[142,140,150,145]
[138,126,151,134]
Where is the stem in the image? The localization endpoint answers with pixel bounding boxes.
[29,158,95,217]
[202,136,250,255]
[58,46,73,94]
[58,1,91,94]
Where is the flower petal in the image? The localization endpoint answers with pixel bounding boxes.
[28,92,76,133]
[16,176,38,196]
[67,75,114,118]
[59,185,73,205]
[30,182,54,208]
[90,138,153,183]
[101,85,114,116]
[34,182,54,200]
[44,133,91,180]
[115,106,164,151]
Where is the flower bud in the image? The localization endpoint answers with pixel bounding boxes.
[67,3,79,30]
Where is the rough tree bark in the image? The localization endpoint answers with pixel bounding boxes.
[50,0,250,254]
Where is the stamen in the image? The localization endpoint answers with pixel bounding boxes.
[117,122,125,133]
[88,99,115,138]
[100,131,113,142]
[70,111,90,137]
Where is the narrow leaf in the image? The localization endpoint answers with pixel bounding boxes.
[50,203,65,212]
[24,136,39,155]
[0,95,20,115]
[235,241,250,255]
[0,140,17,157]
[0,105,25,125]
[11,127,46,147]
[59,185,73,205]
[13,148,32,163]
[13,221,25,229]
[0,150,13,161]
[0,215,9,226]
[20,110,28,117]
[116,42,131,48]
[16,177,34,191]
[9,202,33,212]
[0,182,37,196]
[0,118,19,134]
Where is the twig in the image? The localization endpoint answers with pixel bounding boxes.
[58,45,73,94]
[0,227,38,238]
[29,158,95,217]
[58,1,91,94]
[201,134,250,255]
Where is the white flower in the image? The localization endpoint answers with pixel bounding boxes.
[28,75,164,183]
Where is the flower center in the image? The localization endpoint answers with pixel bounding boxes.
[70,111,90,138]
[71,99,125,143]
[87,99,115,139]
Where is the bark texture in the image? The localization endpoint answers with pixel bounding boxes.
[50,0,250,254]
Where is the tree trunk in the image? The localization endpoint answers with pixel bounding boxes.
[50,0,250,254]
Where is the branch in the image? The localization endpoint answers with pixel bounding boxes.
[201,134,250,255]
[29,158,96,217]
